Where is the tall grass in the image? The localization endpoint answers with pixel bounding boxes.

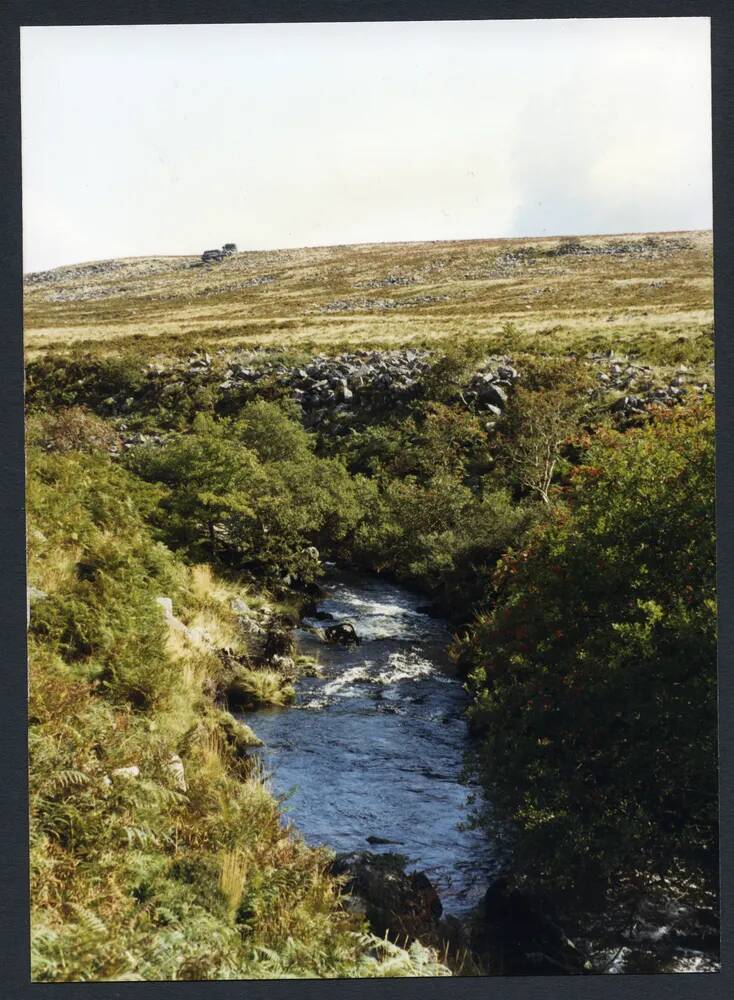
[219,849,248,921]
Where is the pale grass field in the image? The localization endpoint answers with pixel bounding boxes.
[24,230,713,361]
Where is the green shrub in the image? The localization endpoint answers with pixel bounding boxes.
[128,409,367,585]
[495,357,595,503]
[418,342,486,404]
[27,448,178,707]
[354,473,533,615]
[26,354,146,411]
[230,397,313,462]
[340,402,493,486]
[461,403,717,903]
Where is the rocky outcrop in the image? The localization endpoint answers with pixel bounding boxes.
[172,349,713,438]
[470,877,587,975]
[330,851,470,965]
[464,366,516,416]
[320,294,449,313]
[331,851,443,941]
[547,235,694,259]
[592,356,713,419]
[29,346,714,457]
[261,615,297,662]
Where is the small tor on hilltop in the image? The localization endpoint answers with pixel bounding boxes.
[201,242,238,263]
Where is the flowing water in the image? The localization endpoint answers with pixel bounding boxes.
[247,570,498,916]
[243,572,720,971]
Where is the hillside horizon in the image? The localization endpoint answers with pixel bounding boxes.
[24,228,712,278]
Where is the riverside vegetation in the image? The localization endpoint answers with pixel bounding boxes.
[24,232,718,978]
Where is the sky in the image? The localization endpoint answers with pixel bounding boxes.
[21,18,712,273]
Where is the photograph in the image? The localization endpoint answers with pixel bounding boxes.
[20,16,718,982]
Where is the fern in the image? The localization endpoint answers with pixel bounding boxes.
[69,903,107,939]
[46,769,90,795]
[122,825,158,849]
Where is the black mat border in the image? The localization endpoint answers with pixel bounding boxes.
[1,3,731,998]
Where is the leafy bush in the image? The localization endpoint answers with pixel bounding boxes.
[26,354,146,411]
[417,342,486,404]
[340,402,493,486]
[355,474,530,611]
[231,397,313,462]
[460,404,717,904]
[27,448,178,707]
[128,408,367,585]
[495,357,595,503]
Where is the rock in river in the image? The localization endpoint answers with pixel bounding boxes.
[331,851,443,942]
[323,621,360,646]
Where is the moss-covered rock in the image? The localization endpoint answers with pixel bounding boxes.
[224,668,295,710]
[216,711,263,756]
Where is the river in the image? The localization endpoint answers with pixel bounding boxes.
[247,570,498,916]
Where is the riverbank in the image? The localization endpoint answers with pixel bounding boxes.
[26,443,452,981]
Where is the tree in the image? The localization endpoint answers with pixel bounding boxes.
[461,404,717,907]
[128,410,367,584]
[499,359,592,504]
[419,341,486,405]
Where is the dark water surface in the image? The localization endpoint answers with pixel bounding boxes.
[246,571,497,915]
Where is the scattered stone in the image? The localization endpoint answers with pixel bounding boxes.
[186,626,211,646]
[320,294,449,314]
[166,754,187,792]
[354,274,418,289]
[611,395,646,415]
[111,765,140,781]
[26,585,49,626]
[69,343,711,456]
[547,235,694,260]
[270,654,296,675]
[28,585,48,604]
[155,596,174,620]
